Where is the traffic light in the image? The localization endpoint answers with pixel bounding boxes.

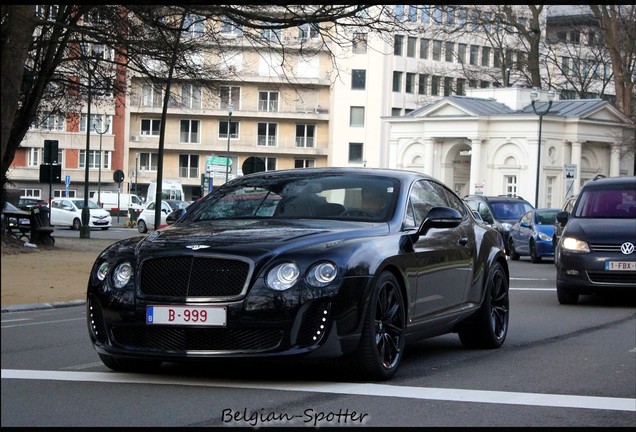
[43,140,59,164]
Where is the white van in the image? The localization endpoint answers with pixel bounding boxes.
[91,191,144,211]
[146,180,184,202]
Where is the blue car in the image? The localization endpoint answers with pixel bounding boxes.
[508,208,560,263]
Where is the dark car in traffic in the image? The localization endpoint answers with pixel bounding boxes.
[555,175,636,304]
[87,168,510,381]
[508,208,560,263]
[463,194,534,254]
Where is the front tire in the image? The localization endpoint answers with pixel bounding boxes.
[347,272,406,381]
[508,238,520,261]
[530,241,542,263]
[458,261,509,349]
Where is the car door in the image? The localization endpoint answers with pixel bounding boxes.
[409,180,473,320]
[511,211,533,255]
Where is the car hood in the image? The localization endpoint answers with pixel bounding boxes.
[135,219,389,255]
[563,218,636,243]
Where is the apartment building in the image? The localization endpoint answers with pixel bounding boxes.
[9,5,630,208]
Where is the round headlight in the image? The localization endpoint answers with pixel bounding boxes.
[96,262,110,281]
[266,262,300,291]
[307,262,337,287]
[112,262,133,288]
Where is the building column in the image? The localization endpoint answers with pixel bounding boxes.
[424,138,434,176]
[468,139,482,195]
[609,142,621,177]
[570,141,582,195]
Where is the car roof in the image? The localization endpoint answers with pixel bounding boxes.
[235,167,436,183]
[464,195,531,203]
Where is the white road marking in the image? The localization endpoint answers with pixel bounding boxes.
[2,369,634,412]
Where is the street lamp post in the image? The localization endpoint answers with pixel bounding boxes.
[225,103,233,184]
[94,116,109,207]
[530,89,555,208]
[80,73,93,239]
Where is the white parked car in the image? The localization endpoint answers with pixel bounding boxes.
[49,198,112,230]
[137,200,188,233]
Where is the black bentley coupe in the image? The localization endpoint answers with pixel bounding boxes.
[87,167,509,381]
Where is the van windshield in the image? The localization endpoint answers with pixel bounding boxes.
[574,187,636,218]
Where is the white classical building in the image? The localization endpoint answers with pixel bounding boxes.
[384,86,634,208]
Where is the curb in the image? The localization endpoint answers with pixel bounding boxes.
[1,299,85,313]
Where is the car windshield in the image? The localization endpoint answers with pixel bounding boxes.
[186,174,400,222]
[72,200,102,209]
[574,187,636,218]
[491,202,533,220]
[534,210,558,225]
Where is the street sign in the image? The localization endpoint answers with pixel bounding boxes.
[206,155,231,172]
[564,164,577,179]
[113,169,125,183]
[65,175,71,187]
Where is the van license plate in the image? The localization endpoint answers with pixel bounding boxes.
[605,261,636,271]
[146,306,226,326]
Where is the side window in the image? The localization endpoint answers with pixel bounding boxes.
[408,180,448,227]
[521,211,531,225]
[478,202,494,224]
[428,181,466,215]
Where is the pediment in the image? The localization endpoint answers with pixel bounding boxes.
[414,100,475,118]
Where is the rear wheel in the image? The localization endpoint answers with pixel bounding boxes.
[508,238,520,261]
[347,272,406,381]
[137,219,147,233]
[458,261,509,349]
[72,218,81,230]
[530,241,542,263]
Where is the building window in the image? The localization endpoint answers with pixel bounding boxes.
[446,6,455,26]
[418,74,428,95]
[418,41,430,64]
[54,189,76,198]
[219,85,240,110]
[432,40,442,61]
[505,175,518,196]
[220,16,243,36]
[469,45,479,65]
[444,77,454,96]
[350,107,365,127]
[28,148,40,167]
[431,76,440,96]
[219,120,239,139]
[141,84,163,108]
[258,91,279,111]
[139,152,158,172]
[352,33,367,54]
[456,78,466,96]
[481,47,490,67]
[141,119,162,136]
[391,108,402,116]
[180,120,199,143]
[561,57,570,76]
[349,143,363,164]
[445,42,454,62]
[31,111,65,131]
[257,122,277,146]
[392,71,403,92]
[80,114,109,133]
[432,6,443,24]
[351,69,366,90]
[261,27,281,41]
[294,159,315,168]
[480,80,490,88]
[181,84,202,109]
[80,150,110,169]
[393,35,404,56]
[457,44,466,64]
[408,5,417,22]
[493,49,502,68]
[298,23,320,39]
[295,124,316,148]
[179,154,199,178]
[405,73,416,93]
[22,188,42,198]
[545,176,556,207]
[457,7,467,26]
[420,6,430,23]
[394,5,404,20]
[407,37,417,57]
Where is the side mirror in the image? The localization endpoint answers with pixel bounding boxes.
[166,208,187,225]
[556,210,569,226]
[418,206,462,236]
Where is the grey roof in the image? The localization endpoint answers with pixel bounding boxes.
[406,96,610,119]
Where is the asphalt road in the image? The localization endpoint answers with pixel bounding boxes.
[2,258,635,427]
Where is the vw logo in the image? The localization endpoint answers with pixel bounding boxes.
[620,242,635,255]
[186,245,210,251]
